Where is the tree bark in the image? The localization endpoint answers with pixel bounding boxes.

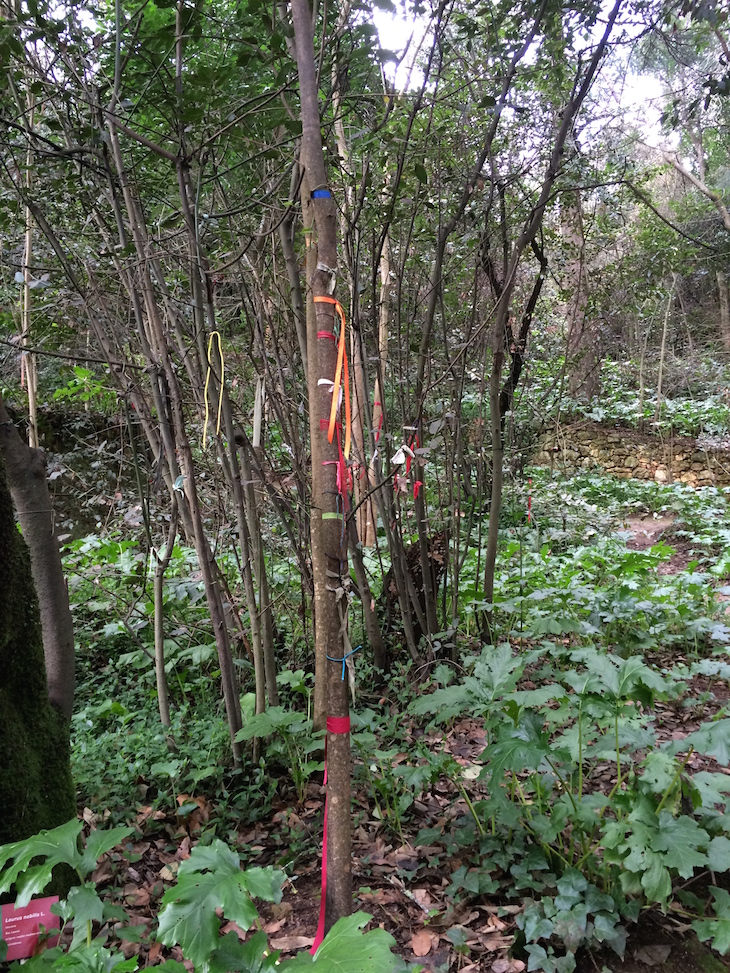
[0,394,75,719]
[154,499,178,733]
[717,270,730,352]
[291,0,352,929]
[0,450,75,845]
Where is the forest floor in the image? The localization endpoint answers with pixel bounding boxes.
[82,643,730,973]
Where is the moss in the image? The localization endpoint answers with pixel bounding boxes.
[0,454,75,848]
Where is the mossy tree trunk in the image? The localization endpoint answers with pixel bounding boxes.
[0,453,75,846]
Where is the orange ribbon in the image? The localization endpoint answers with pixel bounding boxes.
[313,296,351,460]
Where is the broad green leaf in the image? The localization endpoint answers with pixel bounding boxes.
[209,930,280,973]
[80,827,133,878]
[694,890,730,954]
[640,851,672,905]
[157,869,260,964]
[693,917,730,955]
[68,884,104,924]
[708,836,730,872]
[156,841,283,966]
[409,684,469,720]
[236,708,310,741]
[665,719,730,764]
[0,819,83,906]
[280,912,400,972]
[692,771,730,810]
[651,812,708,879]
[639,751,677,793]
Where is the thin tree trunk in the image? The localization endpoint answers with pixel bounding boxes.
[291,0,352,928]
[21,93,38,449]
[154,500,178,733]
[654,276,675,424]
[106,119,243,763]
[347,519,388,673]
[718,270,730,352]
[481,0,622,620]
[363,234,391,547]
[563,189,598,401]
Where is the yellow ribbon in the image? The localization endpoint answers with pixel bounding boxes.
[203,331,224,450]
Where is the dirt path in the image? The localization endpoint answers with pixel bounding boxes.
[622,514,693,574]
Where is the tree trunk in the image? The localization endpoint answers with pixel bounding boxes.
[481,0,622,618]
[0,394,75,719]
[154,500,178,734]
[717,270,730,352]
[654,276,675,424]
[0,451,75,845]
[563,189,599,401]
[291,0,352,930]
[20,93,39,449]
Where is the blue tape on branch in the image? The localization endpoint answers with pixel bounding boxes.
[312,189,332,199]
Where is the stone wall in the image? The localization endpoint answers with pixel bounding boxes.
[533,422,730,487]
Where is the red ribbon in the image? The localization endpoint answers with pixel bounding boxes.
[311,715,351,954]
[320,420,351,511]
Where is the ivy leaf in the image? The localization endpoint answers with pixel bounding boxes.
[651,812,709,879]
[156,840,283,967]
[280,913,400,972]
[554,870,588,910]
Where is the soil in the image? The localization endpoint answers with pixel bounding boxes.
[579,912,729,973]
[622,514,696,574]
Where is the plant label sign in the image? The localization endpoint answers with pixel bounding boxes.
[1,896,60,960]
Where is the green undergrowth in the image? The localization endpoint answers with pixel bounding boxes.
[0,820,408,972]
[524,357,730,438]
[61,473,730,971]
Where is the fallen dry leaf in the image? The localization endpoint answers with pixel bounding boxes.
[262,917,288,934]
[91,860,114,885]
[491,959,525,973]
[147,941,163,965]
[410,929,435,957]
[220,920,248,940]
[270,935,314,951]
[268,902,294,920]
[411,888,433,910]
